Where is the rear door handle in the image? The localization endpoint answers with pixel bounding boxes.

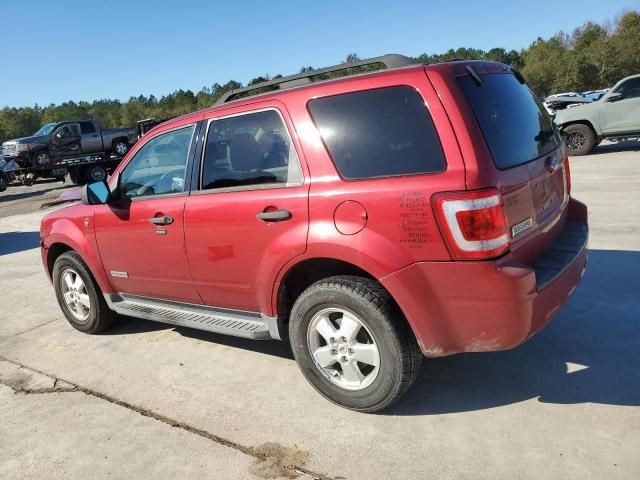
[256,209,292,222]
[149,215,173,225]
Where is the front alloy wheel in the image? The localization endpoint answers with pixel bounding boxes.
[60,268,91,323]
[53,251,116,334]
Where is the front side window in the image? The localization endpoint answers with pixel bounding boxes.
[201,109,302,190]
[57,124,80,139]
[307,86,446,179]
[615,78,640,99]
[119,125,195,199]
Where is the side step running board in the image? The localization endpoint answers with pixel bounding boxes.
[104,293,280,340]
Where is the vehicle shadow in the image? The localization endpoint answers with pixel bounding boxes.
[106,248,639,413]
[106,317,294,360]
[0,231,41,256]
[388,249,640,415]
[0,185,73,203]
[591,140,639,154]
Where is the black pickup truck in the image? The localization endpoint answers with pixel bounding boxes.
[1,119,137,184]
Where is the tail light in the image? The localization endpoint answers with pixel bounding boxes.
[564,157,571,194]
[432,189,510,260]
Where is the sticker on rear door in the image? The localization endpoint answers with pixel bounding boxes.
[511,218,533,237]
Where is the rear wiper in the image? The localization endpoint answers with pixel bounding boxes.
[465,65,483,86]
[535,129,555,143]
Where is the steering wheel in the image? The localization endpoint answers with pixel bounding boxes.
[156,167,185,193]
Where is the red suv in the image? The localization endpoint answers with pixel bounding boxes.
[40,55,588,412]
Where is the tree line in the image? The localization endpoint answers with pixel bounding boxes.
[1,11,638,144]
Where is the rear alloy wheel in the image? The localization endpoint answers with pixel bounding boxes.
[53,251,116,334]
[113,141,128,157]
[563,124,596,156]
[289,275,423,412]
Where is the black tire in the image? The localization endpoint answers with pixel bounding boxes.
[112,140,129,157]
[86,165,107,183]
[563,124,596,156]
[289,275,422,412]
[53,251,116,334]
[69,167,83,185]
[0,174,7,192]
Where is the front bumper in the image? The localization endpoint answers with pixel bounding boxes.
[381,199,588,357]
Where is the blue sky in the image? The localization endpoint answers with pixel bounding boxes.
[0,0,635,108]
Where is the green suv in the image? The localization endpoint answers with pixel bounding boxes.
[555,74,640,155]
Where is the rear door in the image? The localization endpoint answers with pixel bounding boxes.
[599,77,640,134]
[184,104,309,313]
[455,70,568,257]
[79,121,103,153]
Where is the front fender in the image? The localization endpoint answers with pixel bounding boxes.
[555,108,603,135]
[42,215,112,294]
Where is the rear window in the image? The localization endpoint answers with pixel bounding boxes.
[308,86,445,179]
[458,73,560,169]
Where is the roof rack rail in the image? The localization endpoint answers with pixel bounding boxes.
[214,54,414,105]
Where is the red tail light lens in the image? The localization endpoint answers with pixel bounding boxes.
[564,157,571,194]
[433,189,510,260]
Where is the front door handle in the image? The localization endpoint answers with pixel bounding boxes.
[149,215,173,225]
[256,209,292,222]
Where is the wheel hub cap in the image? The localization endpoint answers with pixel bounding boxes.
[307,307,380,391]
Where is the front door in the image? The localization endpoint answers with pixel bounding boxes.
[600,77,640,134]
[50,123,81,158]
[94,123,202,303]
[184,107,309,312]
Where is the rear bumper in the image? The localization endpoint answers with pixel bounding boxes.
[381,198,588,357]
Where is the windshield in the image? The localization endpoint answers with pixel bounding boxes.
[458,73,561,169]
[32,123,57,137]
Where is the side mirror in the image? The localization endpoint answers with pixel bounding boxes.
[607,92,623,102]
[81,180,111,205]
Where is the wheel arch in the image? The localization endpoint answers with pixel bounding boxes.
[44,229,112,295]
[274,257,403,338]
[559,119,602,138]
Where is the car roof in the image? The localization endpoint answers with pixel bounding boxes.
[147,59,511,136]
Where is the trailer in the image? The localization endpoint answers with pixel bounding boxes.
[1,151,126,187]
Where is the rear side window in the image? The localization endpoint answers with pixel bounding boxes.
[201,109,303,190]
[458,73,560,169]
[80,122,96,134]
[308,86,445,179]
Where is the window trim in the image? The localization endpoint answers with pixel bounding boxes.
[196,107,305,194]
[305,84,447,182]
[117,123,198,202]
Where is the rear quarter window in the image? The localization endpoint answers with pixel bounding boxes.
[307,86,445,179]
[458,73,560,169]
